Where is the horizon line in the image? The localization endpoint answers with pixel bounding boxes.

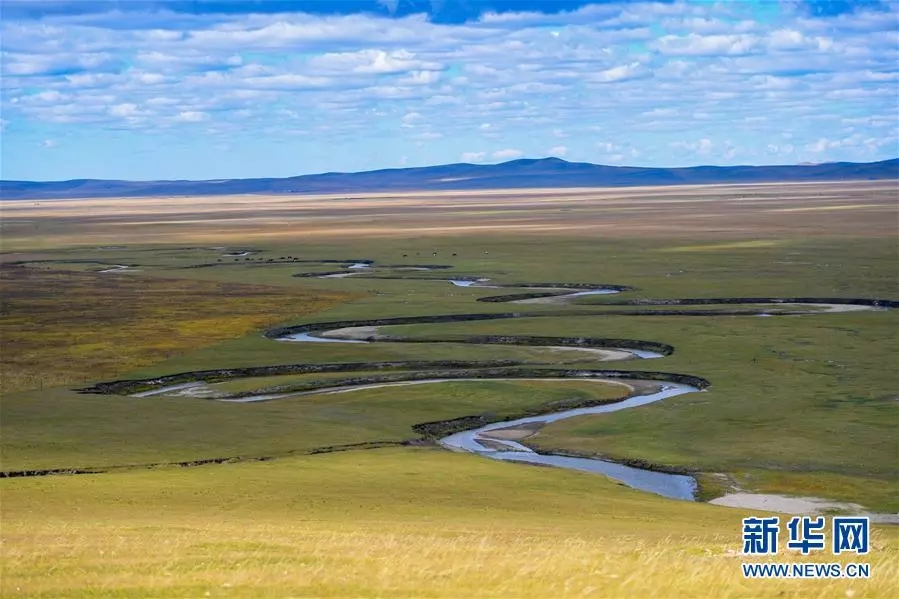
[3,156,898,185]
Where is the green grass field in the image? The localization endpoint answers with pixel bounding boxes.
[2,216,898,597]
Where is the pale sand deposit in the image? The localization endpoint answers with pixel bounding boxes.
[318,326,383,340]
[710,493,899,522]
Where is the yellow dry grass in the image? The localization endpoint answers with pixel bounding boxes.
[4,524,897,598]
[2,449,897,598]
[0,265,351,394]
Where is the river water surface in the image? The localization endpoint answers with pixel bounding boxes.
[439,382,700,500]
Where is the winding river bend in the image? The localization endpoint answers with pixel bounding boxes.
[77,258,897,501]
[440,381,700,500]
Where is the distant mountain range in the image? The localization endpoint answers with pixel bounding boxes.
[2,157,897,200]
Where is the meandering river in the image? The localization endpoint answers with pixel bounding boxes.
[79,257,894,501]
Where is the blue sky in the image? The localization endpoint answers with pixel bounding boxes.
[1,0,897,181]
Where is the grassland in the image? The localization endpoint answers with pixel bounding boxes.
[1,181,897,597]
[2,180,896,249]
[380,310,899,510]
[0,265,351,394]
[3,449,898,598]
[1,379,626,471]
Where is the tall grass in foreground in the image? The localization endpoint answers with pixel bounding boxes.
[3,524,897,598]
[2,449,897,598]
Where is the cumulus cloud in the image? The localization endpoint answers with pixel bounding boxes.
[492,148,524,160]
[308,49,442,75]
[1,1,897,179]
[400,111,422,127]
[108,103,139,117]
[653,33,760,56]
[460,151,486,162]
[174,111,208,122]
[670,138,714,155]
[590,62,645,83]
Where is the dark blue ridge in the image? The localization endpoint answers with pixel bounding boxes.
[3,157,897,200]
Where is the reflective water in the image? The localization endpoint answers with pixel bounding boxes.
[440,383,700,500]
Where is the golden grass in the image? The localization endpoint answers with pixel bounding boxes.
[663,240,787,252]
[4,525,897,598]
[2,449,897,598]
[0,265,351,394]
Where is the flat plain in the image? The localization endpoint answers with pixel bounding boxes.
[2,180,897,249]
[1,180,897,598]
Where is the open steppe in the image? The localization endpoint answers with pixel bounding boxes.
[1,180,897,598]
[2,180,897,250]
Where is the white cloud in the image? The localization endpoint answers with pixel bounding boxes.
[723,140,737,159]
[308,49,442,75]
[398,70,442,85]
[460,151,486,162]
[400,111,422,128]
[492,148,524,160]
[41,139,57,148]
[184,17,423,49]
[29,91,65,103]
[768,29,833,52]
[653,33,760,56]
[132,72,166,85]
[413,131,443,140]
[135,51,243,70]
[641,108,678,117]
[548,145,568,157]
[109,103,139,117]
[590,62,644,83]
[1,1,897,178]
[175,111,208,122]
[767,143,794,155]
[670,138,714,155]
[804,134,884,154]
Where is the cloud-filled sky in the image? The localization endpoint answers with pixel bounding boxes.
[1,0,897,181]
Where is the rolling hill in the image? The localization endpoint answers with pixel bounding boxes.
[2,157,897,200]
